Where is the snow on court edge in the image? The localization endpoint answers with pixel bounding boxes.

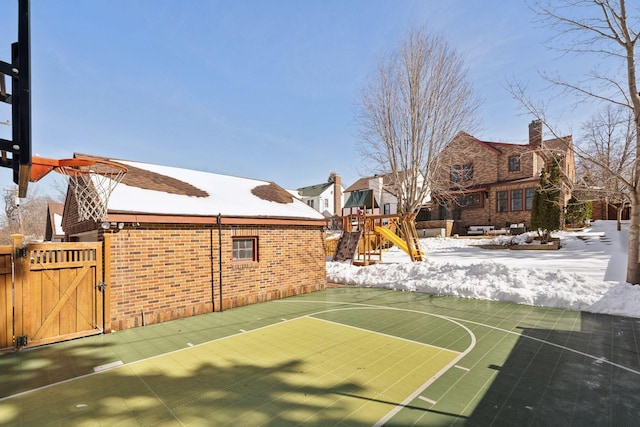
[327,220,640,319]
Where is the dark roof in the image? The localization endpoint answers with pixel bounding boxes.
[296,181,333,197]
[343,189,379,209]
[344,175,392,193]
[74,153,208,197]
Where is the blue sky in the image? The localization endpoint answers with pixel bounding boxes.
[0,0,601,197]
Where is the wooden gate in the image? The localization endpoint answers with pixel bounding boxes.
[0,236,106,352]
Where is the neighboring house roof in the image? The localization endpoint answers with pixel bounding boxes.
[296,181,333,198]
[75,154,325,221]
[344,189,379,209]
[344,175,392,193]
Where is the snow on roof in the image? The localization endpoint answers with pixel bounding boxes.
[103,159,325,220]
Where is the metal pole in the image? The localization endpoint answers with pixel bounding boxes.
[218,213,223,312]
[209,227,215,312]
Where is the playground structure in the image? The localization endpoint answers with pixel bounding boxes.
[332,213,424,265]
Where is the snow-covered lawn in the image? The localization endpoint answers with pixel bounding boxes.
[327,220,640,319]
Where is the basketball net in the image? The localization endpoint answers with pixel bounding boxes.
[55,160,127,222]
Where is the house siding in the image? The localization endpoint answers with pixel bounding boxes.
[106,223,326,331]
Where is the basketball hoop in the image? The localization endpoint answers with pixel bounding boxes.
[54,159,127,222]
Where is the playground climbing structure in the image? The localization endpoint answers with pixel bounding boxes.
[332,213,424,265]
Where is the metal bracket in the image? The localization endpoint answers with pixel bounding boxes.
[15,335,27,347]
[96,282,106,293]
[15,246,26,258]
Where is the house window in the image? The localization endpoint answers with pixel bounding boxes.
[232,237,258,262]
[511,189,523,211]
[307,200,314,209]
[439,203,448,220]
[509,156,521,172]
[525,188,535,210]
[451,163,473,182]
[383,203,391,215]
[463,163,474,181]
[458,193,482,208]
[497,191,508,212]
[451,165,462,183]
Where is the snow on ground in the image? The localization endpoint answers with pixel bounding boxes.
[327,220,640,319]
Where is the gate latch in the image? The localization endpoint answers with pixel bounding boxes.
[15,335,28,347]
[15,247,27,258]
[96,282,107,293]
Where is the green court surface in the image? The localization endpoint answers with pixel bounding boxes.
[1,287,639,426]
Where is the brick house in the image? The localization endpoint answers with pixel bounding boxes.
[61,154,327,331]
[432,120,575,235]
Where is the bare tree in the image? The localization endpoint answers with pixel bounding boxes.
[356,27,481,214]
[0,186,52,244]
[512,0,640,284]
[577,104,634,230]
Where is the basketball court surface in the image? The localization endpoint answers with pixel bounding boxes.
[1,286,639,426]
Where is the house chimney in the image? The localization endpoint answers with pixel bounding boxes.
[332,174,342,216]
[529,119,543,147]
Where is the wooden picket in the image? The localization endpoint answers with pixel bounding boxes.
[0,247,13,352]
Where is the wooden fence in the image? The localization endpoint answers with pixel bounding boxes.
[0,235,107,353]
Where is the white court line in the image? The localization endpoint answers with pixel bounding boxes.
[93,360,123,372]
[418,396,437,405]
[311,314,461,354]
[455,365,470,371]
[281,299,640,376]
[279,298,640,425]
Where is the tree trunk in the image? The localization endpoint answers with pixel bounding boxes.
[627,192,640,284]
[617,205,622,232]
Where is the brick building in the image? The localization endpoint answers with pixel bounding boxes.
[61,155,327,331]
[432,121,575,235]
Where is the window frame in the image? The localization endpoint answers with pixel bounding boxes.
[508,155,521,172]
[510,189,523,211]
[525,188,535,211]
[458,193,482,208]
[232,237,259,262]
[496,191,508,212]
[463,163,474,181]
[450,165,462,183]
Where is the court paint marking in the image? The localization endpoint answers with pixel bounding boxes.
[310,311,462,355]
[455,365,470,371]
[282,299,640,377]
[296,304,479,426]
[419,396,437,405]
[0,314,319,402]
[93,360,123,372]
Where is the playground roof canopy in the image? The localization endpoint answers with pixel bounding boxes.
[344,189,379,209]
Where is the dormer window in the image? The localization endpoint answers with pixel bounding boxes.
[509,156,521,172]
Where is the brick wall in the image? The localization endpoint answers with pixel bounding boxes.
[436,134,498,186]
[107,223,326,331]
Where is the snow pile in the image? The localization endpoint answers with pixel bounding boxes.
[487,232,535,246]
[327,221,640,318]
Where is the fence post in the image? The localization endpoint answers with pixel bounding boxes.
[11,234,24,348]
[102,233,112,333]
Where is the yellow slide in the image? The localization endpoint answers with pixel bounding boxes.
[375,226,420,258]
